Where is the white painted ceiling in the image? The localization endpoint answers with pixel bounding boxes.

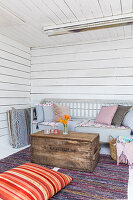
[0,0,132,47]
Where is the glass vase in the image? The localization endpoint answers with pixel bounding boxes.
[63,124,68,135]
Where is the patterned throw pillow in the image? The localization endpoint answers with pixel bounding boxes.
[95,105,118,125]
[53,103,70,122]
[112,105,132,126]
[0,163,72,200]
[43,102,54,122]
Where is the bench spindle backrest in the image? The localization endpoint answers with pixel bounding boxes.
[38,99,133,119]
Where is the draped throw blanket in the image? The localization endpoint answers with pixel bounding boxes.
[7,108,31,148]
[116,136,133,168]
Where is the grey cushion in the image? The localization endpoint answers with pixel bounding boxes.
[122,110,133,131]
[112,105,132,126]
[36,105,44,123]
[43,105,54,122]
[11,108,29,148]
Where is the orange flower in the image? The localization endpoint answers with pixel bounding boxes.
[64,115,71,120]
[58,118,63,123]
[58,114,70,125]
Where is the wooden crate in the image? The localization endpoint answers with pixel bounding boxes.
[30,131,100,172]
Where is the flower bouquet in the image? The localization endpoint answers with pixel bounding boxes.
[58,115,71,135]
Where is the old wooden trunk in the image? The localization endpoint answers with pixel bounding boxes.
[30,131,100,172]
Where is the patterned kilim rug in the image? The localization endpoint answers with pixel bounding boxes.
[0,147,128,200]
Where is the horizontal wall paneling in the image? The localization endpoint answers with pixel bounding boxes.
[0,34,30,139]
[31,38,133,105]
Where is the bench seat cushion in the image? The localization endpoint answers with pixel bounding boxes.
[32,119,82,133]
[75,126,131,143]
[0,163,72,200]
[32,119,131,143]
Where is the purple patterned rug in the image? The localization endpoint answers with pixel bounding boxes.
[0,147,128,200]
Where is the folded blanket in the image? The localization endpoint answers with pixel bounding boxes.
[117,141,133,168]
[117,136,133,143]
[8,108,31,148]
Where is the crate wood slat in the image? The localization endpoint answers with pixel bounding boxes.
[31,131,100,172]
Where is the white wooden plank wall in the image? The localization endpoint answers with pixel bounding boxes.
[0,34,30,144]
[31,38,133,105]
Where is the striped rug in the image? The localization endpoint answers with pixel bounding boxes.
[0,148,128,200]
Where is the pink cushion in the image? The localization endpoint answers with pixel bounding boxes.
[95,105,118,125]
[53,103,70,122]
